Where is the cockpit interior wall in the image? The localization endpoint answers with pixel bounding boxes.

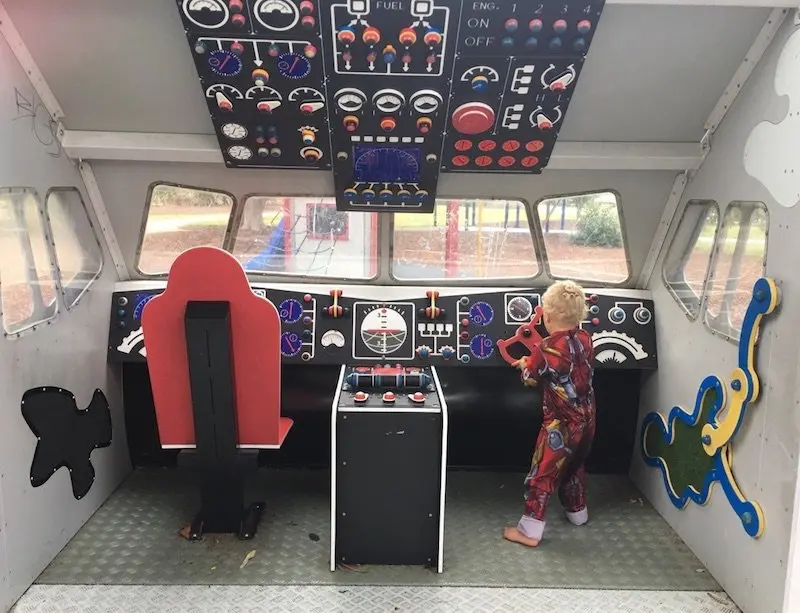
[633,19,800,613]
[0,31,130,612]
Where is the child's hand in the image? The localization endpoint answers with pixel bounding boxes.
[523,378,537,388]
[513,358,527,371]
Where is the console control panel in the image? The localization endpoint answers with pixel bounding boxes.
[108,286,656,370]
[176,0,606,211]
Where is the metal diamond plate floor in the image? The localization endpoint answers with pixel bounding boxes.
[13,585,741,613]
[36,468,720,590]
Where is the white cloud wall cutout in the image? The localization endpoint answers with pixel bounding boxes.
[744,28,800,208]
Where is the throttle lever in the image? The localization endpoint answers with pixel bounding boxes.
[496,306,545,366]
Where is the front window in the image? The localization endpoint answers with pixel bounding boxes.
[230,196,379,279]
[536,191,630,284]
[391,198,539,280]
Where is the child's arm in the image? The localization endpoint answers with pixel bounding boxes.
[515,344,547,387]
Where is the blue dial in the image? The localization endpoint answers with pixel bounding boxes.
[469,334,494,359]
[353,146,421,183]
[279,299,303,323]
[133,293,157,320]
[277,53,311,79]
[208,49,242,77]
[469,301,494,326]
[280,331,302,357]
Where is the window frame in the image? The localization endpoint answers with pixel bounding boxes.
[661,199,720,321]
[387,196,544,284]
[0,186,60,338]
[701,201,769,344]
[532,189,632,286]
[227,192,382,282]
[135,181,238,277]
[44,186,105,311]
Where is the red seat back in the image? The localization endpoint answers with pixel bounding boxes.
[141,247,284,448]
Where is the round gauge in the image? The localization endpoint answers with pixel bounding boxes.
[133,293,157,320]
[410,90,443,114]
[207,83,243,99]
[254,0,300,31]
[228,145,253,160]
[280,331,302,357]
[245,85,281,100]
[221,123,247,140]
[507,296,533,322]
[208,49,242,77]
[277,52,311,79]
[360,305,407,355]
[372,89,405,114]
[354,148,419,183]
[335,88,367,113]
[183,0,229,29]
[279,298,303,323]
[470,334,494,359]
[469,301,494,326]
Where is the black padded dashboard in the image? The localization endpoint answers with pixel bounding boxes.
[108,285,657,370]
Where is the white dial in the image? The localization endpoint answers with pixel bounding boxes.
[221,123,247,140]
[372,89,405,114]
[410,90,443,114]
[228,145,253,160]
[335,88,367,112]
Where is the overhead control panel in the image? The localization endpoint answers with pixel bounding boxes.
[109,286,655,370]
[176,1,605,209]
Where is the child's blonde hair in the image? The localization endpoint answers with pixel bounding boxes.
[542,280,588,327]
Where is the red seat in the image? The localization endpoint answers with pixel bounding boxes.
[141,246,291,449]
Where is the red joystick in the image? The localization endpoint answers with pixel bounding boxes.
[409,391,425,404]
[496,306,545,366]
[354,391,368,403]
[451,102,496,135]
[382,391,396,403]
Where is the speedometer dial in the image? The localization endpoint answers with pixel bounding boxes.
[372,89,405,113]
[335,88,367,112]
[410,90,443,114]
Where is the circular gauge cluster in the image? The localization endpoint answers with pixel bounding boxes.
[507,296,534,322]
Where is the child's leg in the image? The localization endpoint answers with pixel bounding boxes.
[557,418,595,525]
[504,418,574,546]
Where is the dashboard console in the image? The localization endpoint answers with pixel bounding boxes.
[109,285,657,370]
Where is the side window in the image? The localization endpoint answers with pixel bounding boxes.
[136,183,235,275]
[0,188,58,335]
[231,196,378,279]
[662,200,719,319]
[704,202,768,341]
[536,191,630,284]
[391,199,538,281]
[45,188,104,310]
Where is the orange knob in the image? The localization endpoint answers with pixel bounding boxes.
[380,117,397,132]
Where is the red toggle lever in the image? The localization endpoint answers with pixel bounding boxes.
[496,306,545,366]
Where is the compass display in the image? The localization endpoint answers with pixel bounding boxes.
[277,53,311,80]
[469,334,494,359]
[280,331,302,357]
[353,147,421,183]
[469,302,494,326]
[279,299,303,323]
[208,49,242,77]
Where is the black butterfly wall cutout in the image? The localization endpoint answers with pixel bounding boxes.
[21,386,112,500]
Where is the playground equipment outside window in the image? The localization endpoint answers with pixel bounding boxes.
[391,198,538,281]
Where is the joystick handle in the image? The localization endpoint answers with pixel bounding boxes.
[496,306,545,365]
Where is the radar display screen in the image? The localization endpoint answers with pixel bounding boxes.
[353,146,421,183]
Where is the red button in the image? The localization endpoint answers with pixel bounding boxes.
[451,102,496,135]
[383,391,396,403]
[410,391,425,403]
[498,155,515,167]
[454,139,473,151]
[502,140,520,152]
[452,155,469,167]
[526,140,544,152]
[475,155,492,167]
[354,391,368,403]
[521,156,539,168]
[478,139,496,152]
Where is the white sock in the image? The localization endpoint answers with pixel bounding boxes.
[565,507,588,526]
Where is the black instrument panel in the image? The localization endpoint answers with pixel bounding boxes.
[176,0,605,212]
[108,286,656,369]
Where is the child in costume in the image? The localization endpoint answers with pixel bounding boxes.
[503,280,595,547]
